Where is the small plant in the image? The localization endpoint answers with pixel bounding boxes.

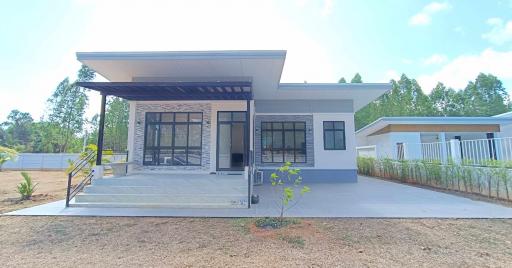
[278,234,305,248]
[0,146,18,171]
[255,217,300,229]
[16,172,37,200]
[270,162,310,220]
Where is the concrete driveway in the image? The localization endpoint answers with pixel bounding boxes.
[6,176,512,218]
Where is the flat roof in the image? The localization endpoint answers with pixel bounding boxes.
[356,116,512,137]
[76,50,390,109]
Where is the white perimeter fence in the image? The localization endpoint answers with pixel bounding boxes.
[404,137,512,166]
[2,153,127,170]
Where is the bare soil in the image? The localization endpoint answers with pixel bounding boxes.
[0,171,67,213]
[0,216,511,267]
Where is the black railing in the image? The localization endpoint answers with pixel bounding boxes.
[65,151,95,207]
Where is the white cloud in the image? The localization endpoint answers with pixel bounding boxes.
[482,17,512,45]
[423,54,448,65]
[382,69,400,82]
[321,0,334,16]
[401,58,413,64]
[409,2,451,26]
[417,48,512,92]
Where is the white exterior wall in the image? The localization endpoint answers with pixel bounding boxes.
[390,132,422,159]
[312,113,356,170]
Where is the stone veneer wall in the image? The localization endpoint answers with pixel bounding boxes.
[254,114,314,168]
[133,102,211,171]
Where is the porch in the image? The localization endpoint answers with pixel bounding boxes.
[71,81,255,209]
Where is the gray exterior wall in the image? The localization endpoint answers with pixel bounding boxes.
[254,114,314,168]
[133,102,211,172]
[255,100,353,113]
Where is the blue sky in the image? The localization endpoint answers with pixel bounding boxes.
[1,0,511,122]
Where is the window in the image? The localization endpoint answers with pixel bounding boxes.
[261,122,306,163]
[143,112,202,166]
[323,121,345,150]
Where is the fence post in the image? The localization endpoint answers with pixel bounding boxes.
[449,139,462,164]
[439,132,448,164]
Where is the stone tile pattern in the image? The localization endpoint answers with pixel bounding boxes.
[133,102,211,171]
[254,114,314,168]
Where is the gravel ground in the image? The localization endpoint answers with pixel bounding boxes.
[1,216,511,267]
[0,171,67,213]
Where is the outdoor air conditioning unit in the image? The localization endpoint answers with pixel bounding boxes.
[253,170,264,185]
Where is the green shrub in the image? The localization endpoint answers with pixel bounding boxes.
[0,146,18,171]
[16,172,37,200]
[255,217,300,229]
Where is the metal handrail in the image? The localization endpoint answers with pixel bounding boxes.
[65,151,96,207]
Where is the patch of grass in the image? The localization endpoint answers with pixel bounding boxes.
[278,234,305,248]
[231,218,252,235]
[254,217,301,229]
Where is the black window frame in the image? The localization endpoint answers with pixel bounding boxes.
[143,112,203,166]
[261,121,307,163]
[323,121,346,150]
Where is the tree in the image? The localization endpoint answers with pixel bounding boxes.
[338,77,346,83]
[270,162,310,219]
[46,65,95,152]
[2,110,34,150]
[460,73,508,116]
[103,97,129,152]
[429,83,461,116]
[351,73,362,83]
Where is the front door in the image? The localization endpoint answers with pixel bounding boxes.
[217,111,246,171]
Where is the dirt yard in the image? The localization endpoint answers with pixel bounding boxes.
[0,216,511,267]
[0,171,67,213]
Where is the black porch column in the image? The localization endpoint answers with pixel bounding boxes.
[96,93,107,165]
[246,99,251,208]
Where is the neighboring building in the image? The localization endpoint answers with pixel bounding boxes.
[72,50,389,208]
[356,117,512,162]
[493,111,512,137]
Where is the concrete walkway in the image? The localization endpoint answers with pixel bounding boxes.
[5,176,512,218]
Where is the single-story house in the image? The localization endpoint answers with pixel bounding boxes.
[356,116,512,163]
[72,50,389,208]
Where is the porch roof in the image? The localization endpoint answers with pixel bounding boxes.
[76,81,253,100]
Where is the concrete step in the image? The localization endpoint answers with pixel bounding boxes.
[70,202,247,209]
[75,193,247,204]
[83,185,246,195]
[91,178,246,187]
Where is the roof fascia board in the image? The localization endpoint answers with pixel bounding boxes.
[77,50,287,61]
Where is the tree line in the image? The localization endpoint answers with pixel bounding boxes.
[0,66,129,153]
[1,69,509,153]
[349,73,510,130]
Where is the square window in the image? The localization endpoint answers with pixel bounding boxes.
[323,121,345,150]
[260,121,307,164]
[323,121,334,129]
[158,150,173,165]
[146,113,160,123]
[175,113,188,122]
[272,122,283,129]
[232,112,246,121]
[262,150,272,163]
[188,124,202,147]
[189,113,202,122]
[187,149,201,165]
[173,149,187,166]
[161,113,174,122]
[218,112,231,122]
